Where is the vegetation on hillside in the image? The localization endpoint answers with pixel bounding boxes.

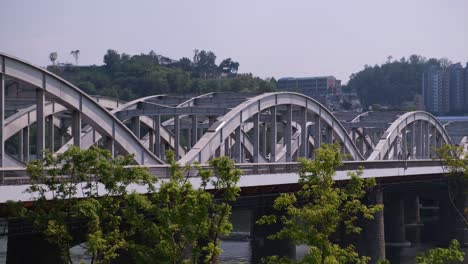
[47,49,276,101]
[344,55,451,109]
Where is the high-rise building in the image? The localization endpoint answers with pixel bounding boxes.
[277,76,341,105]
[422,65,450,115]
[464,63,468,111]
[449,63,464,113]
[423,62,468,115]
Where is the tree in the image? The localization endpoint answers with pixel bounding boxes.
[416,239,465,264]
[70,50,80,65]
[103,49,121,72]
[49,52,58,65]
[436,144,468,227]
[11,146,155,264]
[257,144,382,264]
[125,151,241,264]
[219,58,240,75]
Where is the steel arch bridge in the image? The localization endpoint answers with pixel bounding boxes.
[0,53,460,168]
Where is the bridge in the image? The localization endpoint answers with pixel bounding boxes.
[0,53,467,263]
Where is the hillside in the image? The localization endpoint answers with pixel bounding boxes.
[344,55,450,109]
[48,49,276,101]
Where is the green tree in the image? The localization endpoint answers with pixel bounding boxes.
[14,146,155,264]
[416,239,465,264]
[257,144,382,264]
[126,151,241,264]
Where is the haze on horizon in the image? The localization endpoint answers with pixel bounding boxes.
[1,0,467,83]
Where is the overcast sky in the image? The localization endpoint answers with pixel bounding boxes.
[1,0,467,83]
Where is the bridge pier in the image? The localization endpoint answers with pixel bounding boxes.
[385,193,410,263]
[438,184,468,247]
[405,194,422,245]
[251,207,295,263]
[357,188,386,264]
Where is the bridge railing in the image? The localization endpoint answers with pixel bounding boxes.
[0,159,444,185]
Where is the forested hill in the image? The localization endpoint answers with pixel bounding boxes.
[47,49,276,101]
[344,55,450,109]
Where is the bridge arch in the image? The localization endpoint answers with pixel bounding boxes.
[0,53,162,165]
[367,111,451,160]
[179,92,364,165]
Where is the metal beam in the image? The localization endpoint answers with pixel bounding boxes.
[72,110,81,147]
[270,106,277,162]
[300,107,307,158]
[36,89,45,159]
[0,74,4,166]
[154,116,161,157]
[285,105,292,162]
[253,113,260,163]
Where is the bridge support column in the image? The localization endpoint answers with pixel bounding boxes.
[72,111,81,148]
[36,89,45,159]
[191,115,198,147]
[357,188,386,264]
[439,184,468,246]
[405,194,422,244]
[270,106,277,162]
[385,195,408,245]
[153,115,161,157]
[253,113,260,163]
[285,105,292,162]
[385,194,410,263]
[0,74,4,166]
[251,207,296,263]
[174,115,180,160]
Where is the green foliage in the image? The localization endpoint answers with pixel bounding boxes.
[257,144,382,264]
[48,49,276,101]
[125,151,241,263]
[416,239,465,264]
[9,148,241,264]
[12,146,155,264]
[345,55,445,109]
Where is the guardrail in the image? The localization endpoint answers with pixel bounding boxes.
[0,159,444,186]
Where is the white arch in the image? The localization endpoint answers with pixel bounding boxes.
[179,92,364,165]
[367,111,452,160]
[0,53,162,165]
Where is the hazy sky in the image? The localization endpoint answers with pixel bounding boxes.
[1,0,467,83]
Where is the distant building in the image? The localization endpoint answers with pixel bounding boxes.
[422,63,468,115]
[465,63,468,111]
[277,76,342,105]
[449,63,464,112]
[422,65,449,114]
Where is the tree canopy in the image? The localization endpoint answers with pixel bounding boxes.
[48,49,276,101]
[344,55,449,109]
[257,144,383,264]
